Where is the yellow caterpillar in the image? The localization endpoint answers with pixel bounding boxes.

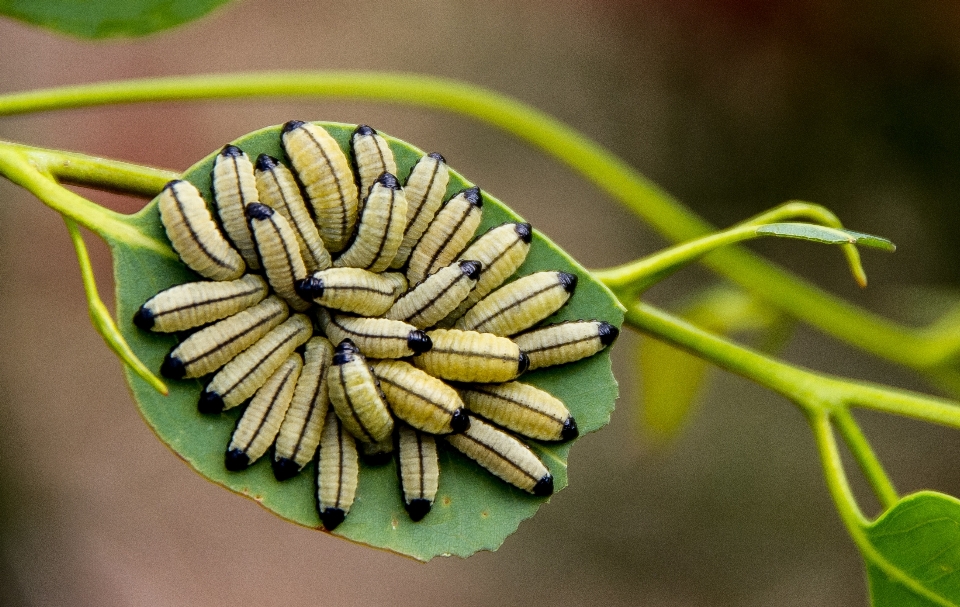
[371,359,469,435]
[391,153,449,270]
[413,328,527,383]
[455,270,577,336]
[158,180,245,281]
[446,417,553,496]
[281,121,358,252]
[134,274,267,333]
[273,337,334,481]
[211,145,261,269]
[225,354,302,471]
[406,186,483,284]
[160,295,288,380]
[326,339,394,444]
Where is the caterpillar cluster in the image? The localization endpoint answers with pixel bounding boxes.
[134,122,619,530]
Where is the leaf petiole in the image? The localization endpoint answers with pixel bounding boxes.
[0,139,178,196]
[808,413,955,607]
[831,408,899,510]
[0,142,175,257]
[64,218,167,395]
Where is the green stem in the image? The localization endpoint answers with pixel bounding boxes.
[64,218,168,395]
[0,72,944,369]
[597,224,767,296]
[0,143,175,257]
[808,413,954,607]
[624,300,818,404]
[595,220,870,297]
[832,408,899,510]
[847,383,960,431]
[809,412,869,526]
[0,140,178,196]
[623,300,953,503]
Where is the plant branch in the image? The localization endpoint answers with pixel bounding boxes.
[0,140,178,196]
[831,408,899,510]
[809,412,869,526]
[0,142,175,257]
[594,219,876,298]
[0,72,949,371]
[624,300,960,461]
[847,383,960,431]
[623,300,820,405]
[64,218,167,395]
[808,413,955,607]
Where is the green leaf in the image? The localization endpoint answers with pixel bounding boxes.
[0,0,234,38]
[639,286,783,442]
[109,123,624,561]
[756,222,896,251]
[864,491,960,606]
[843,229,898,252]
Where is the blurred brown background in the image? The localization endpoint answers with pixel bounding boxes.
[3,0,960,604]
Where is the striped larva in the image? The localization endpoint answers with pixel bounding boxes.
[199,313,312,413]
[445,417,553,496]
[326,339,394,444]
[406,186,483,284]
[211,145,261,269]
[333,172,408,273]
[316,308,432,359]
[134,274,268,333]
[397,425,439,521]
[370,359,469,435]
[254,154,332,272]
[385,260,481,329]
[350,125,397,203]
[137,121,625,530]
[316,410,359,531]
[455,271,577,336]
[281,120,358,253]
[273,337,334,481]
[225,354,302,471]
[294,267,404,316]
[412,328,528,384]
[458,381,578,442]
[160,295,288,380]
[158,180,245,281]
[246,202,312,311]
[440,222,532,325]
[391,153,449,269]
[512,320,619,370]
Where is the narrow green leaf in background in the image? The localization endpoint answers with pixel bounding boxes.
[756,223,896,251]
[865,491,960,607]
[639,286,783,442]
[112,123,624,560]
[0,0,236,38]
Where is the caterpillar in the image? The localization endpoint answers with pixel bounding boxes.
[140,121,620,532]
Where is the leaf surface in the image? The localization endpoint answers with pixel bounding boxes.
[111,123,624,560]
[756,222,896,251]
[0,0,233,38]
[865,491,960,607]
